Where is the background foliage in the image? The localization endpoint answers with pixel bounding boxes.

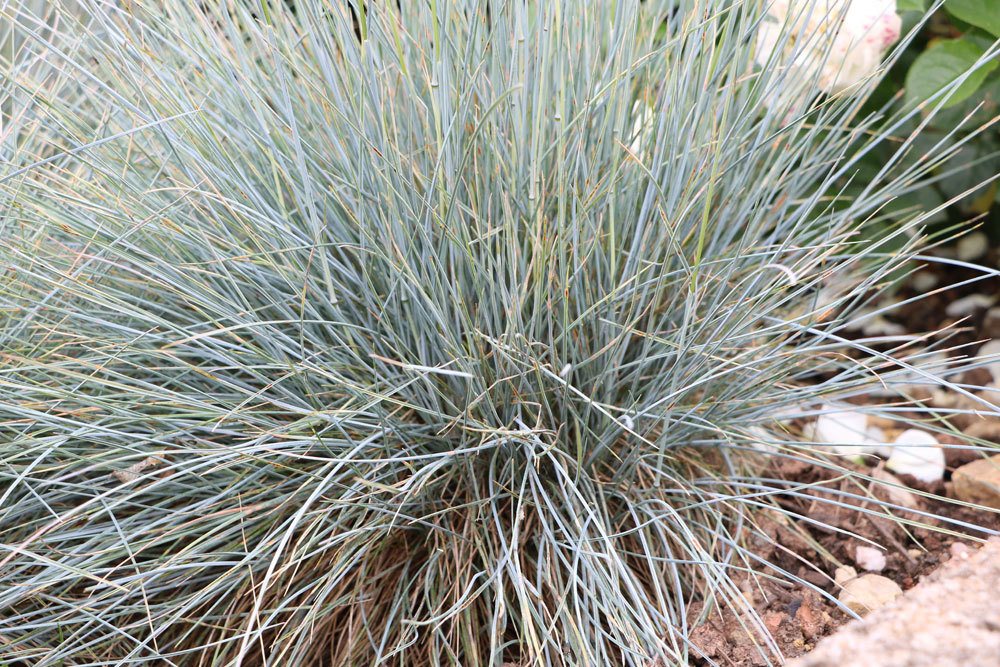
[859,0,1000,238]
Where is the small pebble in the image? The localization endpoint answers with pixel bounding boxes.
[910,271,939,292]
[855,545,887,572]
[945,293,996,318]
[838,574,903,616]
[861,317,907,337]
[801,570,830,588]
[961,366,996,388]
[806,406,885,459]
[956,231,989,262]
[795,598,827,640]
[811,408,881,459]
[885,429,945,483]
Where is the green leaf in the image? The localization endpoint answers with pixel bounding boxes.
[946,0,1000,37]
[937,136,1000,214]
[897,0,927,11]
[905,37,999,109]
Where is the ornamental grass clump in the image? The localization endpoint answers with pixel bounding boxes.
[1,1,998,665]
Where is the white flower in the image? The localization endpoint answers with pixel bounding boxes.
[756,0,901,107]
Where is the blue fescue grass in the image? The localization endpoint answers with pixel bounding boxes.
[1,1,998,665]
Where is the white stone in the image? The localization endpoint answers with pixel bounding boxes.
[956,231,989,263]
[885,429,945,483]
[861,317,907,337]
[930,389,958,408]
[855,545,887,572]
[945,293,997,318]
[866,425,886,441]
[811,408,879,458]
[911,271,939,293]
